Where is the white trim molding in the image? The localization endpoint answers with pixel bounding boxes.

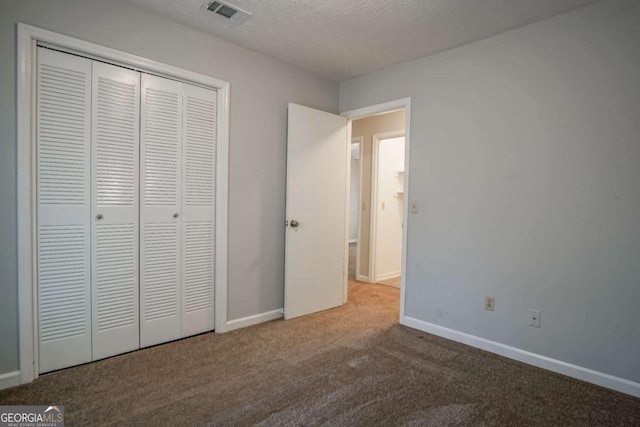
[351,135,363,283]
[376,272,401,282]
[342,124,352,304]
[341,98,411,325]
[341,99,409,121]
[0,371,21,391]
[225,309,284,332]
[16,23,230,383]
[402,316,640,399]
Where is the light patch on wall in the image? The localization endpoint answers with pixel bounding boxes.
[351,143,360,160]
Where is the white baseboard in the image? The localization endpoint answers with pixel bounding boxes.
[356,274,370,283]
[224,309,284,332]
[376,271,401,282]
[402,316,640,399]
[0,370,21,390]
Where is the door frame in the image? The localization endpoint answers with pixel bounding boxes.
[16,24,230,385]
[341,98,411,324]
[350,137,364,283]
[370,130,406,283]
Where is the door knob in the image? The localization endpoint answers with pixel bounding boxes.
[290,219,300,228]
[173,213,179,218]
[96,214,103,220]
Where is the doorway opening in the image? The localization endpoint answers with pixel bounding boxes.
[283,98,410,323]
[347,108,407,292]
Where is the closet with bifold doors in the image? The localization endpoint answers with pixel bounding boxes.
[36,46,217,373]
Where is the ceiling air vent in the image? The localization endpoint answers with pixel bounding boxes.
[206,1,252,24]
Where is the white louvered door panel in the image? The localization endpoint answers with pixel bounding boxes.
[91,61,141,360]
[36,48,92,373]
[181,84,216,337]
[140,74,183,347]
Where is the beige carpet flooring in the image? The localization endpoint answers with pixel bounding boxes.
[378,276,401,288]
[348,242,356,280]
[2,282,639,425]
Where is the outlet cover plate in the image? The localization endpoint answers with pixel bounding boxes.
[484,296,495,311]
[529,309,541,327]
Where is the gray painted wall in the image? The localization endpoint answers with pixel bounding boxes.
[341,0,640,383]
[0,0,338,375]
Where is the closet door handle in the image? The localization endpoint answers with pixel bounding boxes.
[96,214,104,220]
[173,213,179,218]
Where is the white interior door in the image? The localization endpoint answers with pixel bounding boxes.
[284,103,348,319]
[140,73,183,347]
[181,83,217,337]
[91,61,141,360]
[36,47,92,373]
[373,137,405,282]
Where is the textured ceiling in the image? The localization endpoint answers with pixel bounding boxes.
[125,0,600,81]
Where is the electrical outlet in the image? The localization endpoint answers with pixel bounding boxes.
[484,296,495,311]
[529,309,541,327]
[410,201,419,214]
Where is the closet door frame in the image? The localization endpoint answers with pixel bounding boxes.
[17,23,230,385]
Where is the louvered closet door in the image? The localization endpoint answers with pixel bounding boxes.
[36,48,92,373]
[91,62,141,360]
[181,84,217,337]
[140,74,183,347]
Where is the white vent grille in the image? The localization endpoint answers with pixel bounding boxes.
[144,87,180,206]
[184,221,214,312]
[185,96,216,206]
[95,224,137,331]
[95,77,138,206]
[143,223,179,321]
[206,0,252,24]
